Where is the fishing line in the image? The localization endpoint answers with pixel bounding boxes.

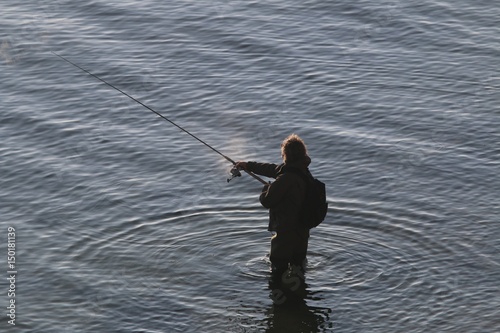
[52,51,267,185]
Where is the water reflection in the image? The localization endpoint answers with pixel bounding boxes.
[265,269,331,332]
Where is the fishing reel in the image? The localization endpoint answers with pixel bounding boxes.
[227,165,242,183]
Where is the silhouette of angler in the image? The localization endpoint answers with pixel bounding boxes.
[236,134,312,279]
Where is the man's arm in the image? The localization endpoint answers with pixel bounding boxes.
[259,173,290,208]
[235,161,282,179]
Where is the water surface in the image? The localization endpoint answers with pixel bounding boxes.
[1,0,499,332]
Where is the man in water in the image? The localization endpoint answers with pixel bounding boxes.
[236,134,311,282]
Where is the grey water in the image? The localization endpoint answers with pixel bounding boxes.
[1,0,499,332]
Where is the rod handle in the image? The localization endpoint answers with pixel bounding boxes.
[243,170,268,185]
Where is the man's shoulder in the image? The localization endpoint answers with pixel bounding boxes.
[281,166,310,177]
[277,167,308,183]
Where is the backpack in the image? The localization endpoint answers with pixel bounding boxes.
[287,168,328,229]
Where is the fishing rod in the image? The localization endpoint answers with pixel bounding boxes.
[51,51,267,185]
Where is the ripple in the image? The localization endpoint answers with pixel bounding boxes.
[235,255,271,280]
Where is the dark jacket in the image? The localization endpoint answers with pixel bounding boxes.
[247,156,311,232]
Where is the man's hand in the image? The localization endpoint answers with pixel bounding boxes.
[235,161,248,170]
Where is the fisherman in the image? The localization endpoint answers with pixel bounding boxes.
[236,134,311,281]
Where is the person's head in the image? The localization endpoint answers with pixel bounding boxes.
[281,134,308,163]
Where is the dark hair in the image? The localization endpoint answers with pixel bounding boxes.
[281,134,308,163]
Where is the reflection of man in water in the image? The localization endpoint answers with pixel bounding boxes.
[236,134,311,281]
[265,280,329,332]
